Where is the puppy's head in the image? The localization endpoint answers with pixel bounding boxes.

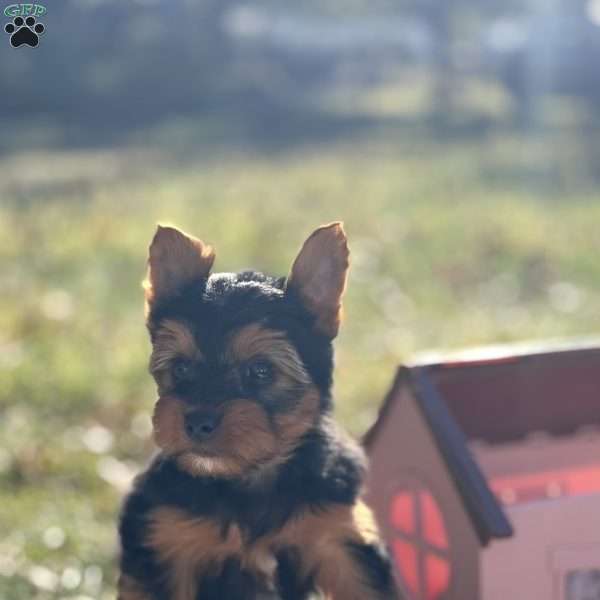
[143,223,349,479]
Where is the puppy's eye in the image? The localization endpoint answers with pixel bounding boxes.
[243,360,273,387]
[173,360,193,383]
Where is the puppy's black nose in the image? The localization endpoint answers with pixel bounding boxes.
[184,411,222,441]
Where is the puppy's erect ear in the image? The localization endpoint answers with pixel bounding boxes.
[144,225,215,309]
[286,222,349,338]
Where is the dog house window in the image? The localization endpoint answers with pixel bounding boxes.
[565,569,600,600]
[553,545,600,600]
[389,486,451,600]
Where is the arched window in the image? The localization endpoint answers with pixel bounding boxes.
[389,485,451,600]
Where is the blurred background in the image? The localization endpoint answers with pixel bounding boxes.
[3,0,600,597]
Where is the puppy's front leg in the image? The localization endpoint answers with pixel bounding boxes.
[315,539,398,599]
[196,558,250,600]
[320,540,397,600]
[293,502,400,600]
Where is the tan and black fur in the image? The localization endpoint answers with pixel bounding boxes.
[118,223,399,599]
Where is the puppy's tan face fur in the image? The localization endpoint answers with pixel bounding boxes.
[143,222,349,479]
[150,321,320,478]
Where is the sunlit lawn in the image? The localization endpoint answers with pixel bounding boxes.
[2,124,600,598]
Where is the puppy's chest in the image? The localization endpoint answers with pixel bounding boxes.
[146,506,294,599]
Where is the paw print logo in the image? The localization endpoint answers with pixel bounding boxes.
[4,16,45,48]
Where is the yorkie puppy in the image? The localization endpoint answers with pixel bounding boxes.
[118,223,399,600]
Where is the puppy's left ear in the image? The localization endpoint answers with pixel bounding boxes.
[286,222,349,339]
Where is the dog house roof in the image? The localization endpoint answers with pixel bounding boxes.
[364,339,600,545]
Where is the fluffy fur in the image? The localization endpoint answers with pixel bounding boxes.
[118,223,399,600]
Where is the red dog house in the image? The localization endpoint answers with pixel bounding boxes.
[365,341,600,600]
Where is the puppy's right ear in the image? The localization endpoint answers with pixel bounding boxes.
[143,225,215,312]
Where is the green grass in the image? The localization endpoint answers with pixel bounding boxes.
[2,124,600,598]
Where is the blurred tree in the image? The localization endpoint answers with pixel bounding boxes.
[399,0,526,129]
[3,0,600,149]
[0,0,242,136]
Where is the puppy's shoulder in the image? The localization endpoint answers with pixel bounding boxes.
[283,417,367,507]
